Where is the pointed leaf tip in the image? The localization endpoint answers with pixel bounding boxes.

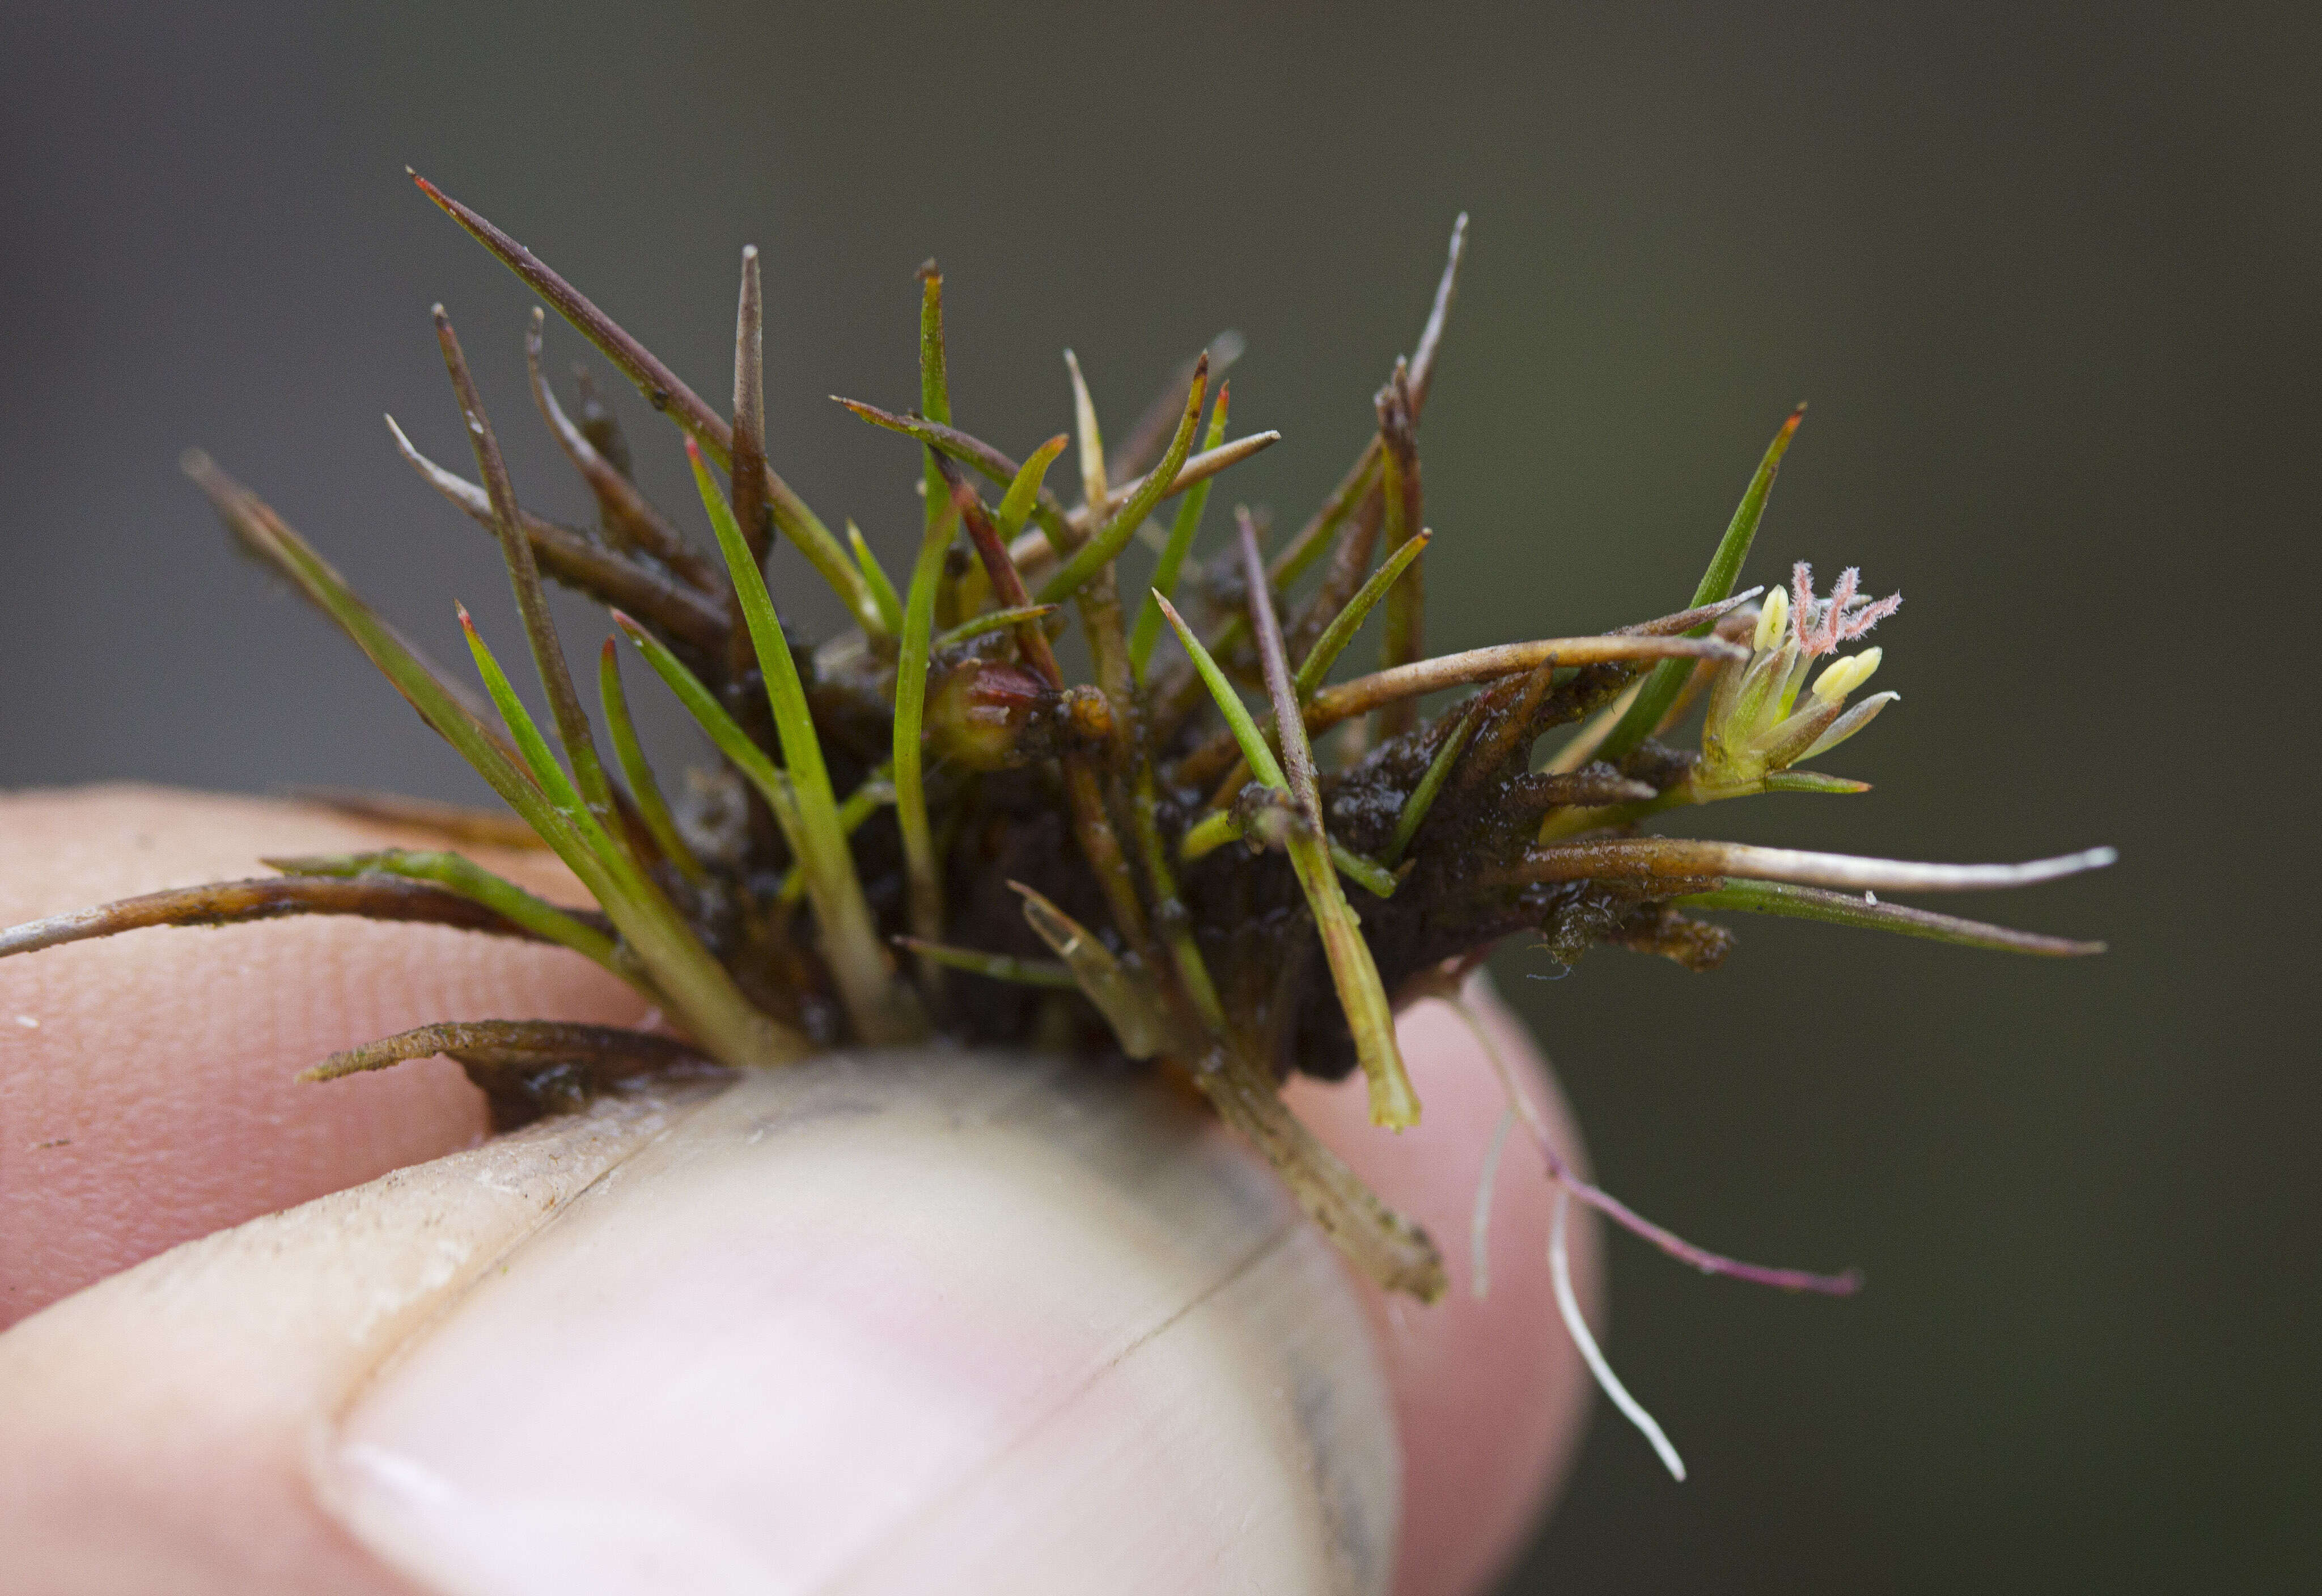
[1599,404,1809,763]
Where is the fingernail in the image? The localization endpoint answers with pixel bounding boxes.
[322,1052,1399,1595]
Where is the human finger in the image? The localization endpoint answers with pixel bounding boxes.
[0,785,649,1327]
[1290,977,1600,1596]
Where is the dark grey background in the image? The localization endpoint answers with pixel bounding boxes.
[3,3,2312,1590]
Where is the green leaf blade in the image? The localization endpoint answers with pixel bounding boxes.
[1155,595,1287,792]
[1129,386,1232,679]
[687,443,917,1045]
[1599,405,1806,763]
[847,520,905,636]
[1294,528,1432,700]
[598,639,709,886]
[1675,878,2106,956]
[1036,353,1209,606]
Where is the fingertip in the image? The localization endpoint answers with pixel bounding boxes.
[0,787,646,1325]
[1285,974,1599,1596]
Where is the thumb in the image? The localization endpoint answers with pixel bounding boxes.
[326,1052,1407,1594]
[4,1052,1405,1595]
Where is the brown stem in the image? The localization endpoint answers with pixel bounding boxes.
[1499,838,2119,893]
[414,173,878,634]
[1374,363,1426,740]
[185,452,523,750]
[435,306,610,815]
[1107,332,1242,483]
[1176,633,1745,792]
[384,418,730,651]
[284,788,549,849]
[942,460,1062,687]
[1194,1045,1446,1301]
[301,1018,726,1132]
[526,311,720,591]
[0,876,604,960]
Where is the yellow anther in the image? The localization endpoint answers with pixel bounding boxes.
[1752,587,1789,652]
[1812,646,1882,703]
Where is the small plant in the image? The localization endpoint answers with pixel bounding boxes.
[0,175,2111,1475]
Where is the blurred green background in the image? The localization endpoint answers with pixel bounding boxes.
[3,3,2312,1589]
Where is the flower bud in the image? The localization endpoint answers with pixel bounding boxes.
[925,658,1053,770]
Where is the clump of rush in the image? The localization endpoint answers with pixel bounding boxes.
[0,174,2114,1478]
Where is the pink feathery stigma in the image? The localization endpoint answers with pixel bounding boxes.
[1837,587,1902,642]
[1790,561,1901,656]
[1825,566,1861,631]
